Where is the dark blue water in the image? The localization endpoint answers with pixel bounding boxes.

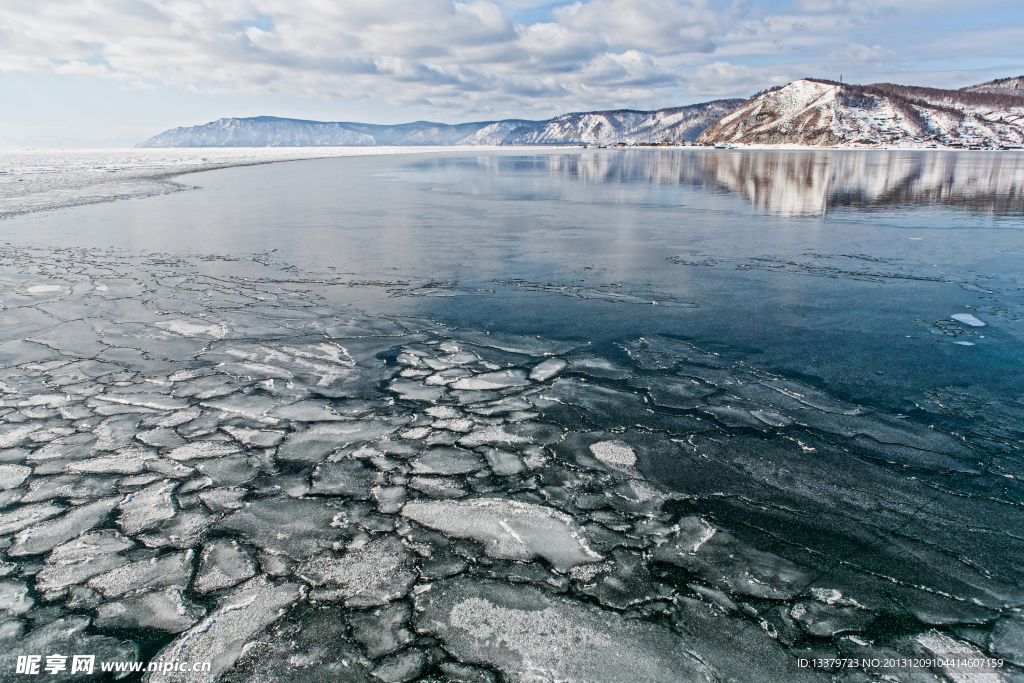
[12,149,1023,410]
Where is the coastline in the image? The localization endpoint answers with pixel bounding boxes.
[3,143,1019,222]
[0,146,514,220]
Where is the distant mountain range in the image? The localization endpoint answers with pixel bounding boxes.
[695,77,1024,149]
[137,101,742,148]
[139,76,1024,150]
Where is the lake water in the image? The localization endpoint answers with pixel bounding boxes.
[0,149,1021,682]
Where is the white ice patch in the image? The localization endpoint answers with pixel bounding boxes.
[26,284,63,294]
[915,630,1001,683]
[951,313,985,327]
[589,441,637,469]
[117,480,177,535]
[156,319,228,338]
[401,498,602,572]
[0,425,37,449]
[147,576,301,683]
[529,358,567,382]
[810,588,843,605]
[450,370,530,391]
[0,580,34,614]
[66,448,158,475]
[0,464,31,491]
[0,502,66,536]
[166,442,241,461]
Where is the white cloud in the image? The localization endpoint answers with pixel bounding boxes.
[0,0,1021,119]
[685,61,796,97]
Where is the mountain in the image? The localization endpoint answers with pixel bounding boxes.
[963,76,1024,96]
[695,79,1024,149]
[137,101,743,148]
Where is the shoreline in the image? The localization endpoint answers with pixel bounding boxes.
[2,143,1019,221]
[0,146,517,221]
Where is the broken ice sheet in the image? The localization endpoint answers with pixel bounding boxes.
[193,539,258,593]
[216,497,350,559]
[529,357,566,381]
[416,577,716,683]
[66,446,157,475]
[410,446,484,475]
[402,498,601,572]
[0,464,30,490]
[389,378,444,402]
[8,496,120,556]
[94,588,206,633]
[1,238,1023,682]
[137,508,218,549]
[297,536,415,607]
[35,530,133,596]
[222,604,373,683]
[88,550,193,598]
[0,579,34,615]
[450,369,530,391]
[347,601,415,658]
[277,417,410,463]
[0,616,138,678]
[166,441,241,461]
[117,479,177,535]
[0,501,65,535]
[148,576,301,683]
[154,318,228,338]
[572,549,672,609]
[654,521,815,600]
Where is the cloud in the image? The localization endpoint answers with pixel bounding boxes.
[685,61,795,97]
[552,0,718,55]
[833,43,894,66]
[0,0,1021,119]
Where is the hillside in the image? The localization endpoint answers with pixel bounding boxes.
[963,76,1024,96]
[695,79,1024,149]
[137,101,742,148]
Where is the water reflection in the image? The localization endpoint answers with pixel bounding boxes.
[425,150,1024,217]
[695,150,1024,216]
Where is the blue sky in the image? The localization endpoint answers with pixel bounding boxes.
[1,0,1022,147]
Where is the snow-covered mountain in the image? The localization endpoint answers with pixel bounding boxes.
[695,79,1024,149]
[137,101,742,148]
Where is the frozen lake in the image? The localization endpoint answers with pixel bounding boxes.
[0,148,1022,681]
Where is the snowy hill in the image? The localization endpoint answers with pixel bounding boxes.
[137,101,742,148]
[963,76,1024,96]
[695,79,1024,149]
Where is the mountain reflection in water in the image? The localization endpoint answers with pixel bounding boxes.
[538,149,1024,216]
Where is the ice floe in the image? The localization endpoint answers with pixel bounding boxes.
[298,537,415,607]
[415,577,717,683]
[148,576,301,683]
[951,313,985,327]
[402,498,602,572]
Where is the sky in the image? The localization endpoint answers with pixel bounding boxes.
[1,0,1022,147]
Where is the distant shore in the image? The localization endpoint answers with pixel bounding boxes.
[0,147,510,220]
[3,144,1019,220]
